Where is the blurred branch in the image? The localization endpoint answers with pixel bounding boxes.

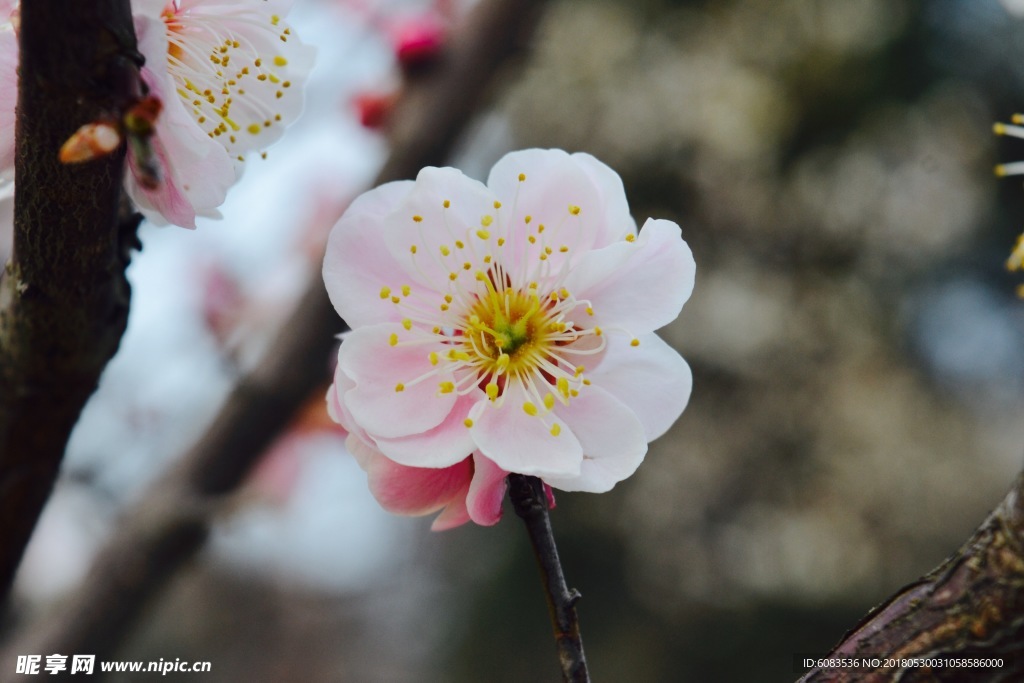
[509,474,589,683]
[0,0,547,666]
[798,471,1024,683]
[0,0,138,605]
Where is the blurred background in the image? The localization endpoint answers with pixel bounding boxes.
[5,0,1024,680]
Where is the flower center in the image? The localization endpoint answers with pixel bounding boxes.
[467,286,546,362]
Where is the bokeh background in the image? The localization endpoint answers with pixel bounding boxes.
[4,0,1024,680]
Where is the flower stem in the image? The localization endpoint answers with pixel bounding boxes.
[508,474,590,683]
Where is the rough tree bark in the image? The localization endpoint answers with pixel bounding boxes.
[0,0,548,669]
[0,0,138,605]
[798,471,1024,683]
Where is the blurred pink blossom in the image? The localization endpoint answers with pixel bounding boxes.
[0,0,315,228]
[391,13,446,70]
[323,149,695,528]
[128,0,315,227]
[0,4,15,179]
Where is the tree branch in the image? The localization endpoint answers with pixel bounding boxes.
[509,474,590,683]
[0,0,138,605]
[798,471,1024,683]
[0,0,547,666]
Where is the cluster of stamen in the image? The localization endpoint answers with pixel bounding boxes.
[162,2,296,162]
[382,173,642,437]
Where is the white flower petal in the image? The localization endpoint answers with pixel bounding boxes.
[471,384,583,478]
[486,149,633,270]
[323,180,415,328]
[545,385,647,493]
[565,218,695,335]
[589,333,692,441]
[373,392,479,468]
[339,323,457,439]
[379,166,498,290]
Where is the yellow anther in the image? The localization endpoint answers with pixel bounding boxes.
[996,165,1010,177]
[486,383,499,401]
[379,286,391,299]
[594,326,603,336]
[529,282,538,289]
[630,338,640,347]
[247,123,261,134]
[481,215,493,227]
[559,288,569,299]
[528,235,537,244]
[995,122,1008,135]
[477,230,491,240]
[493,201,502,209]
[544,246,553,255]
[274,56,288,66]
[582,378,592,386]
[391,296,400,304]
[429,351,439,365]
[439,381,455,394]
[518,173,526,181]
[524,215,532,224]
[625,233,636,243]
[271,14,280,25]
[559,245,569,253]
[463,262,472,271]
[440,303,449,311]
[586,306,594,316]
[440,246,450,256]
[550,423,561,437]
[410,245,418,254]
[389,333,399,346]
[452,351,472,362]
[569,205,581,215]
[475,271,487,281]
[497,238,506,247]
[575,365,585,377]
[484,255,493,263]
[444,294,453,303]
[395,383,405,392]
[523,402,538,416]
[537,224,546,233]
[557,377,570,399]
[544,394,556,410]
[539,253,548,261]
[401,285,411,296]
[455,240,465,249]
[497,354,510,371]
[402,319,412,330]
[570,389,579,397]
[464,418,474,428]
[413,215,423,223]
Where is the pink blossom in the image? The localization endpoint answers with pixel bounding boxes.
[128,0,315,228]
[0,5,16,179]
[0,0,314,227]
[324,149,695,528]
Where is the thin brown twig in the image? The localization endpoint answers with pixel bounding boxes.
[0,0,548,667]
[0,0,138,606]
[508,474,590,683]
